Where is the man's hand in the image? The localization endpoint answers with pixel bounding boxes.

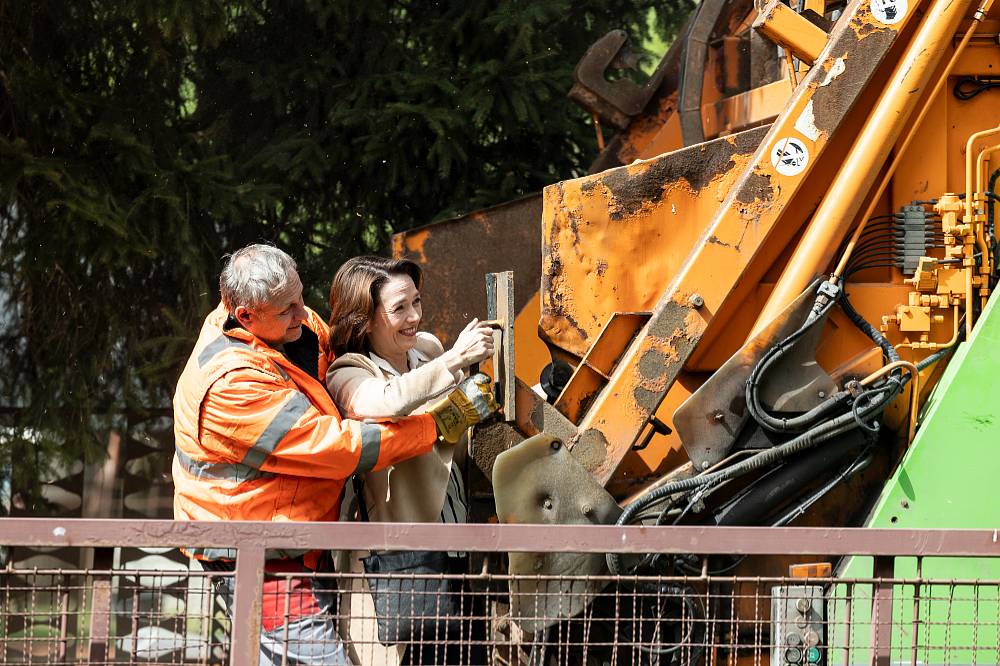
[428,373,500,443]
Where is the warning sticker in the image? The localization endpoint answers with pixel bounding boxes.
[770,137,809,177]
[871,0,907,25]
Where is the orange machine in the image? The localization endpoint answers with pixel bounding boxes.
[396,0,1000,634]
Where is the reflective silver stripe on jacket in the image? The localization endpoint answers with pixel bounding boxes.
[185,546,238,561]
[185,547,309,562]
[197,334,253,367]
[175,446,275,483]
[355,423,382,474]
[242,392,312,470]
[175,392,312,482]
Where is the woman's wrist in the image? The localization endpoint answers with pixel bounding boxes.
[441,349,466,374]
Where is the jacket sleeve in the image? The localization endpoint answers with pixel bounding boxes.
[199,367,437,479]
[326,358,459,419]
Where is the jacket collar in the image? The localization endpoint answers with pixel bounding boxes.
[211,305,321,380]
[368,344,432,377]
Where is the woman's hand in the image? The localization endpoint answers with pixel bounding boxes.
[443,318,495,374]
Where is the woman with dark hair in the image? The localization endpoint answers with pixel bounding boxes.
[326,255,493,664]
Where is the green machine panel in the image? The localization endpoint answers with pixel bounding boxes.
[831,291,1000,664]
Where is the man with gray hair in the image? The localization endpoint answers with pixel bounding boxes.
[172,244,498,664]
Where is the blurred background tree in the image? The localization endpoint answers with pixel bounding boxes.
[0,0,695,507]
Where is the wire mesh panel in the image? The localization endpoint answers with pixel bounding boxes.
[1,567,230,665]
[4,565,1000,664]
[2,523,1000,666]
[252,571,1000,665]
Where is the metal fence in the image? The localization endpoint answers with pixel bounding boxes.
[2,521,999,665]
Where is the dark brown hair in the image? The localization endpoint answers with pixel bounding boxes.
[328,256,423,355]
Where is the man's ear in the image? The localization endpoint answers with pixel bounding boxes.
[234,305,254,328]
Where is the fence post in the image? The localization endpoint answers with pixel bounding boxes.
[87,546,115,662]
[869,555,894,666]
[230,545,265,666]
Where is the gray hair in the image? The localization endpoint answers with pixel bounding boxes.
[219,244,299,312]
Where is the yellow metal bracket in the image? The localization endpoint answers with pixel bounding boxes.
[753,0,830,66]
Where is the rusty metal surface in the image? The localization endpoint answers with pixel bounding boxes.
[229,545,264,666]
[678,0,729,145]
[542,0,924,487]
[568,30,663,130]
[554,312,650,424]
[753,0,830,65]
[390,194,541,348]
[493,433,623,630]
[485,271,516,421]
[540,125,770,359]
[753,0,974,332]
[671,280,821,470]
[4,520,1000,557]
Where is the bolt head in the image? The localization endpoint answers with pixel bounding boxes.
[688,293,705,309]
[701,461,711,470]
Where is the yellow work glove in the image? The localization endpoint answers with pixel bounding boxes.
[428,373,500,443]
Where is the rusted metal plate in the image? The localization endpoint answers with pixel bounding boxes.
[391,195,541,347]
[568,30,663,130]
[544,0,924,485]
[493,433,622,631]
[540,125,770,359]
[554,312,650,423]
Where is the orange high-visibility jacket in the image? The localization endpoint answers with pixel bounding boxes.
[172,304,437,562]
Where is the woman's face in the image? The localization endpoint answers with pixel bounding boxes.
[369,274,422,360]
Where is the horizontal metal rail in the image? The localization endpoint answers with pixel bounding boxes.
[3,520,1000,665]
[3,519,1000,556]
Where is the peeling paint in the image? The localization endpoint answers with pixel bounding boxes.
[812,27,894,134]
[735,171,774,205]
[794,100,821,142]
[820,57,847,87]
[594,127,766,221]
[637,349,670,381]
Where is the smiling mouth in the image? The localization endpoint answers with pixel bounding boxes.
[400,327,417,336]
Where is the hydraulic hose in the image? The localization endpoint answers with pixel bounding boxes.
[840,288,901,364]
[607,376,899,574]
[609,288,911,575]
[989,168,1000,238]
[745,287,840,433]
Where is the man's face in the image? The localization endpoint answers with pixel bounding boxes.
[235,273,308,347]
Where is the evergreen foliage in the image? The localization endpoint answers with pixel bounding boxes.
[0,0,694,504]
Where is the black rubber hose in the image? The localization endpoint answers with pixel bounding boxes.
[839,288,900,364]
[769,445,875,527]
[607,380,897,574]
[709,430,866,526]
[745,289,838,433]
